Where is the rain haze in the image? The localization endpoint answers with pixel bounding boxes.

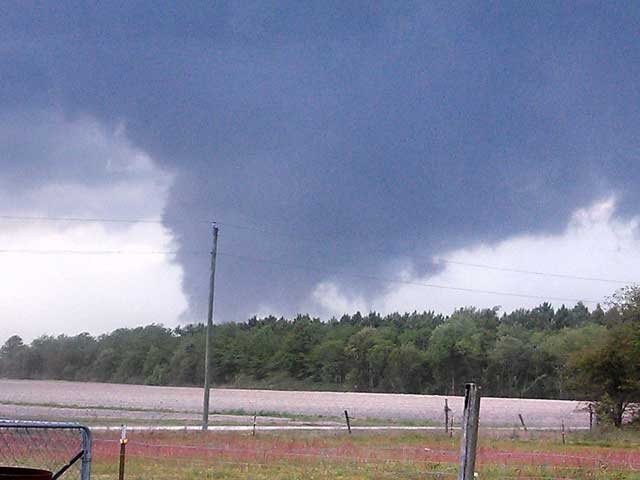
[1,3,640,341]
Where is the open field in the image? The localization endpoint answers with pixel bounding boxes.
[0,379,590,429]
[2,380,639,479]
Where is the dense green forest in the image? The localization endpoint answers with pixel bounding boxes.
[2,287,640,425]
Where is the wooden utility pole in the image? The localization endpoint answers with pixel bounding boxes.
[458,383,480,480]
[202,223,219,430]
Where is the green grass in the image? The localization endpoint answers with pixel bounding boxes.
[0,399,193,414]
[568,428,640,448]
[208,408,438,427]
[91,457,450,480]
[89,451,640,480]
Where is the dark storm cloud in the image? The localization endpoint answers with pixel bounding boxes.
[1,2,639,321]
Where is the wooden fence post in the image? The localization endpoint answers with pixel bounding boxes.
[344,410,352,434]
[445,399,450,434]
[118,424,128,480]
[518,414,527,432]
[458,383,480,480]
[252,412,257,437]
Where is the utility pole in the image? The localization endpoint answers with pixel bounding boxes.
[202,223,219,430]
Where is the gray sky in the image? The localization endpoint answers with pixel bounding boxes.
[1,3,640,341]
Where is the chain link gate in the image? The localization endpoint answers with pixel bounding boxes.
[0,420,92,479]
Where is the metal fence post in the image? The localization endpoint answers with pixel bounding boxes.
[458,383,480,480]
[79,425,92,480]
[0,420,92,480]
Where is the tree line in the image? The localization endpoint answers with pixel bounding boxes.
[2,287,639,426]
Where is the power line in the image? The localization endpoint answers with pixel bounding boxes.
[0,214,634,285]
[433,258,634,285]
[0,214,171,224]
[0,213,315,236]
[0,214,288,237]
[215,252,602,304]
[0,249,198,255]
[0,213,338,238]
[0,247,602,304]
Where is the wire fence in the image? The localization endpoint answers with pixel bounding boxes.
[1,422,638,479]
[92,437,458,479]
[86,432,640,480]
[0,420,92,479]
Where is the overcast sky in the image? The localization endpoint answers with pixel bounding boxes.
[1,3,640,342]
